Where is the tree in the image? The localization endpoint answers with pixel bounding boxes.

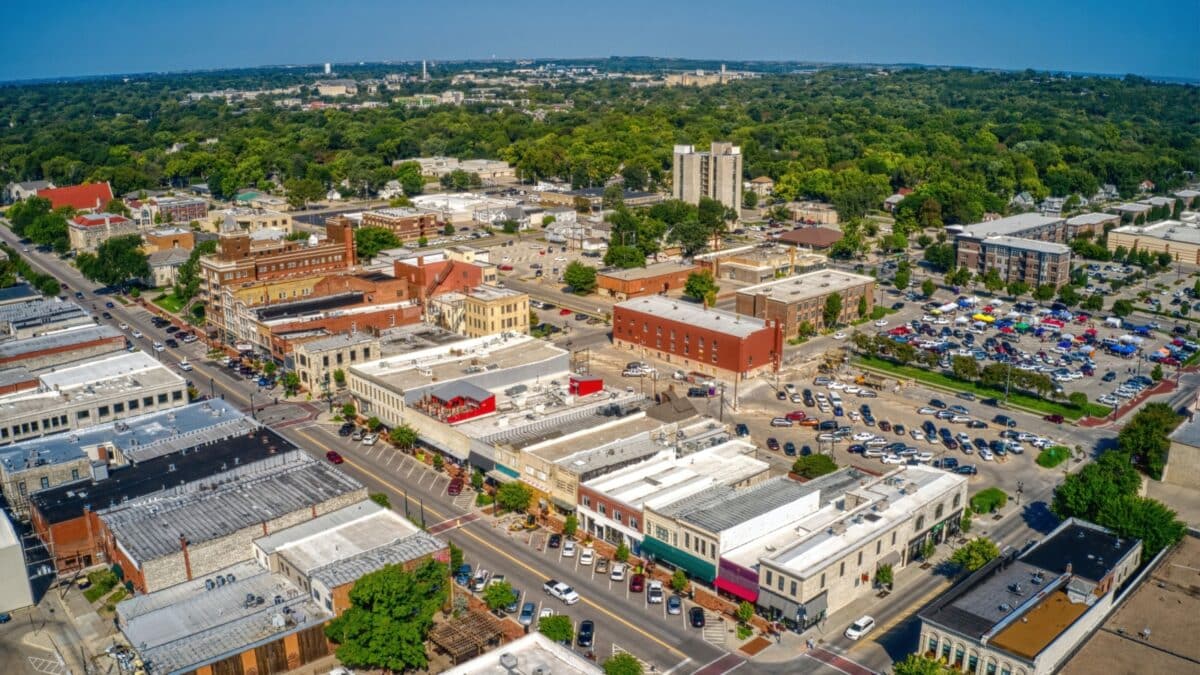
[894,268,911,290]
[1119,403,1180,479]
[982,269,1004,293]
[792,454,838,478]
[389,424,418,449]
[369,493,391,509]
[449,541,464,571]
[668,218,712,257]
[501,219,520,234]
[442,223,455,236]
[284,177,324,209]
[951,538,1000,572]
[341,403,357,419]
[735,601,754,625]
[823,293,843,329]
[324,559,447,672]
[432,454,444,471]
[857,295,869,318]
[684,271,720,306]
[1112,299,1134,317]
[742,191,758,209]
[332,368,346,387]
[923,243,956,272]
[1068,391,1088,409]
[1032,284,1056,301]
[1081,294,1104,311]
[538,615,573,644]
[604,245,645,269]
[614,541,630,563]
[365,416,383,432]
[354,226,400,260]
[893,654,955,675]
[602,183,626,210]
[875,564,894,589]
[670,568,688,594]
[563,261,597,294]
[921,539,937,561]
[1006,281,1029,297]
[1057,284,1081,307]
[395,161,425,196]
[495,482,533,513]
[417,236,428,247]
[104,198,130,216]
[921,278,936,298]
[1096,494,1186,564]
[562,514,578,538]
[1052,451,1141,522]
[174,239,218,302]
[952,355,979,381]
[603,652,644,675]
[76,235,150,286]
[483,579,516,612]
[1151,363,1164,382]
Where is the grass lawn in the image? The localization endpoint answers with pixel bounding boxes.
[855,355,1111,420]
[1036,446,1071,468]
[153,293,185,313]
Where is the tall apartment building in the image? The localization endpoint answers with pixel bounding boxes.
[961,237,1072,289]
[152,195,209,224]
[673,142,743,211]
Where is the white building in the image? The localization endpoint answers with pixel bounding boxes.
[0,510,33,612]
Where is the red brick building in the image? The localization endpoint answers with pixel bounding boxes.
[597,261,697,301]
[355,209,441,241]
[393,252,483,302]
[612,295,782,382]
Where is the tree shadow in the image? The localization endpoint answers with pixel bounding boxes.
[1021,500,1060,535]
[874,614,923,664]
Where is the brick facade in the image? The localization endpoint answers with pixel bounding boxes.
[355,210,441,242]
[597,263,697,301]
[612,301,781,379]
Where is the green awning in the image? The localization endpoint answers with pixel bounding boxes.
[639,536,716,583]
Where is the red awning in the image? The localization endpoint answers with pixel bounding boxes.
[714,576,758,603]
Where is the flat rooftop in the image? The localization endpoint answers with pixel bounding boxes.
[737,269,875,303]
[1061,534,1200,675]
[956,213,1064,239]
[1020,521,1139,582]
[0,297,88,330]
[1112,219,1200,246]
[1113,202,1152,213]
[0,284,40,305]
[100,450,363,563]
[257,500,414,562]
[524,412,666,465]
[442,633,602,675]
[253,292,363,320]
[119,560,329,675]
[657,473,850,535]
[468,285,525,301]
[1169,413,1200,448]
[1065,212,1120,226]
[294,331,376,353]
[0,351,185,422]
[37,350,174,391]
[990,587,1088,659]
[583,440,767,511]
[29,423,282,525]
[353,333,567,395]
[0,324,122,360]
[616,295,768,338]
[598,261,695,281]
[982,235,1071,255]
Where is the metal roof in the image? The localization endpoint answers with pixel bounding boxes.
[982,236,1071,255]
[957,213,1064,239]
[310,531,445,588]
[615,295,768,338]
[656,474,829,534]
[599,261,695,281]
[0,284,40,305]
[0,324,122,360]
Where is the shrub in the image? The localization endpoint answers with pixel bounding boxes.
[1036,446,1070,469]
[475,493,494,507]
[970,487,1008,513]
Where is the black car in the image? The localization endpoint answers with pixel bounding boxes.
[104,301,114,309]
[994,415,1017,428]
[800,445,813,456]
[574,313,588,321]
[956,465,978,476]
[848,444,865,454]
[891,302,905,310]
[818,420,838,431]
[338,423,355,437]
[929,399,947,409]
[980,398,1000,407]
[776,391,787,401]
[783,442,797,456]
[164,325,180,334]
[548,534,562,548]
[577,620,595,648]
[165,338,179,348]
[101,311,112,319]
[922,420,937,436]
[933,457,959,469]
[735,423,750,437]
[689,607,706,628]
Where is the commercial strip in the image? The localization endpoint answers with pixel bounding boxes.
[917,519,1142,675]
[1106,214,1200,264]
[735,269,876,336]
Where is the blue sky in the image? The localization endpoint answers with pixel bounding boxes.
[2,0,1197,82]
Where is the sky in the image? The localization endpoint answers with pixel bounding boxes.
[2,0,1197,82]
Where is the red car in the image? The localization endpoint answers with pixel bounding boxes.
[559,308,573,316]
[1043,414,1064,424]
[447,477,464,496]
[325,451,344,464]
[629,574,645,593]
[785,410,807,421]
[498,264,514,271]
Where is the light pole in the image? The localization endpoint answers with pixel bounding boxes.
[1016,481,1024,507]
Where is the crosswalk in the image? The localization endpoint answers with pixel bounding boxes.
[452,491,475,510]
[701,612,727,646]
[28,655,68,675]
[611,643,653,672]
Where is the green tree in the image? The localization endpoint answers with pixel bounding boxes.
[1151,363,1164,382]
[921,539,937,561]
[341,403,357,418]
[369,493,391,509]
[893,654,955,675]
[76,235,150,286]
[365,416,382,432]
[952,355,979,381]
[894,267,911,290]
[332,368,346,387]
[982,268,1004,293]
[668,218,712,257]
[442,223,455,236]
[603,652,644,675]
[742,191,758,209]
[563,261,597,294]
[395,161,425,196]
[792,454,838,478]
[501,219,520,234]
[735,601,754,624]
[857,295,869,318]
[470,470,484,492]
[1032,284,1056,301]
[324,559,448,672]
[389,424,418,449]
[823,292,843,329]
[921,278,936,298]
[562,514,578,538]
[417,236,428,247]
[1119,403,1179,479]
[174,239,219,303]
[602,183,626,210]
[604,245,645,269]
[1081,294,1104,311]
[951,538,1000,572]
[1096,494,1187,564]
[1006,281,1029,297]
[449,541,464,571]
[614,541,630,563]
[539,615,574,644]
[104,198,130,216]
[1112,299,1134,317]
[1052,451,1141,522]
[1068,391,1088,408]
[670,568,688,593]
[875,563,894,588]
[284,177,324,209]
[495,482,533,513]
[684,271,720,306]
[923,243,956,273]
[354,226,401,260]
[1057,284,1081,307]
[483,579,516,612]
[432,454,444,471]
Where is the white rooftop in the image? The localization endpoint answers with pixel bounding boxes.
[737,268,876,303]
[616,295,768,338]
[1065,213,1120,225]
[255,500,420,572]
[38,350,176,391]
[1112,219,1200,245]
[583,440,768,511]
[442,633,602,675]
[956,213,1063,239]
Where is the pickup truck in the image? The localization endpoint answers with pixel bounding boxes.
[543,579,580,605]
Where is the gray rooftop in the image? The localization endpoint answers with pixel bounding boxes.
[0,324,122,360]
[1112,219,1200,246]
[100,450,363,563]
[657,473,852,534]
[0,284,40,305]
[1065,213,1120,226]
[147,249,192,267]
[599,261,695,281]
[310,531,444,588]
[956,213,1064,239]
[1113,202,1152,213]
[0,298,88,330]
[295,331,376,354]
[737,269,875,303]
[1170,414,1200,448]
[0,367,32,389]
[982,236,1071,255]
[616,295,768,338]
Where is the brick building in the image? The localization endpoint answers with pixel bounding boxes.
[612,295,782,383]
[392,251,484,302]
[960,236,1072,289]
[735,269,876,336]
[355,209,441,242]
[142,226,196,253]
[1064,212,1121,239]
[0,324,126,370]
[67,212,141,252]
[151,195,208,224]
[253,294,422,364]
[597,261,697,301]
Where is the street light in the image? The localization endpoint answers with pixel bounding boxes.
[1016,481,1024,507]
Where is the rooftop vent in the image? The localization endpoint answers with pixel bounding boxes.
[498,653,518,670]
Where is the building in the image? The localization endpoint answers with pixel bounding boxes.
[673,142,743,211]
[1162,409,1200,487]
[293,332,379,393]
[777,227,844,250]
[37,182,114,213]
[613,295,782,382]
[442,633,602,675]
[952,213,1067,245]
[207,207,293,234]
[917,519,1142,675]
[4,180,54,202]
[577,439,769,555]
[315,79,358,96]
[429,286,529,338]
[537,187,663,211]
[787,201,839,226]
[1061,534,1199,675]
[411,157,516,182]
[1173,189,1200,208]
[97,448,366,593]
[745,176,774,198]
[143,226,197,253]
[411,192,518,226]
[1110,202,1153,221]
[0,298,93,339]
[959,236,1072,289]
[201,222,357,343]
[152,195,209,224]
[596,261,698,301]
[0,511,33,613]
[0,284,40,307]
[356,209,441,242]
[250,294,420,364]
[147,248,192,287]
[67,212,140,251]
[694,245,824,285]
[392,251,484,303]
[735,269,876,336]
[0,349,187,447]
[1064,212,1120,239]
[0,324,126,370]
[747,466,967,628]
[1107,218,1200,265]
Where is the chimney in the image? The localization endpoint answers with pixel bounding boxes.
[1065,562,1073,575]
[179,534,193,581]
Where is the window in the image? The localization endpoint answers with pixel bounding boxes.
[629,517,638,529]
[968,655,978,672]
[986,661,997,675]
[820,573,825,589]
[1000,668,1010,675]
[128,399,139,410]
[927,637,938,653]
[953,493,962,508]
[71,469,79,480]
[655,526,669,540]
[143,397,153,407]
[840,562,845,577]
[858,551,863,566]
[790,580,797,597]
[876,541,881,555]
[158,393,168,404]
[765,570,772,586]
[77,410,89,420]
[941,643,951,661]
[685,532,690,548]
[173,391,183,401]
[113,402,124,414]
[892,532,897,545]
[916,515,926,531]
[98,406,110,417]
[777,575,784,591]
[582,496,590,508]
[935,503,945,520]
[954,646,964,666]
[598,503,606,515]
[18,482,26,495]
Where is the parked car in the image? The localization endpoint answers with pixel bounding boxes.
[844,615,876,640]
[518,602,536,626]
[629,574,646,593]
[548,534,562,549]
[609,563,626,581]
[647,580,664,603]
[447,477,464,496]
[361,433,379,446]
[562,540,576,558]
[1043,414,1064,424]
[579,548,594,566]
[689,607,706,628]
[338,423,354,437]
[667,594,683,615]
[577,620,595,648]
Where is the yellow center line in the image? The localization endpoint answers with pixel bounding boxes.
[291,429,687,659]
[847,579,951,652]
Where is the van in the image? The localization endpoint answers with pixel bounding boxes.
[829,392,843,405]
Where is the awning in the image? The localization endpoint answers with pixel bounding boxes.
[551,496,576,512]
[485,469,517,484]
[639,537,716,583]
[801,591,828,619]
[714,576,758,603]
[759,589,801,618]
[419,436,468,462]
[878,551,901,568]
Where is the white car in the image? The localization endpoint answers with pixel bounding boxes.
[118,322,128,330]
[864,448,885,458]
[833,332,847,340]
[917,407,938,415]
[579,548,594,566]
[153,341,165,352]
[131,330,143,338]
[1017,432,1037,442]
[848,411,861,421]
[914,452,934,463]
[828,381,846,391]
[843,385,861,395]
[979,449,994,462]
[610,563,627,582]
[562,540,576,558]
[361,433,379,446]
[910,430,924,441]
[845,616,876,640]
[951,415,971,424]
[881,454,903,464]
[852,432,875,442]
[874,319,888,327]
[178,361,192,372]
[540,607,555,619]
[865,437,888,448]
